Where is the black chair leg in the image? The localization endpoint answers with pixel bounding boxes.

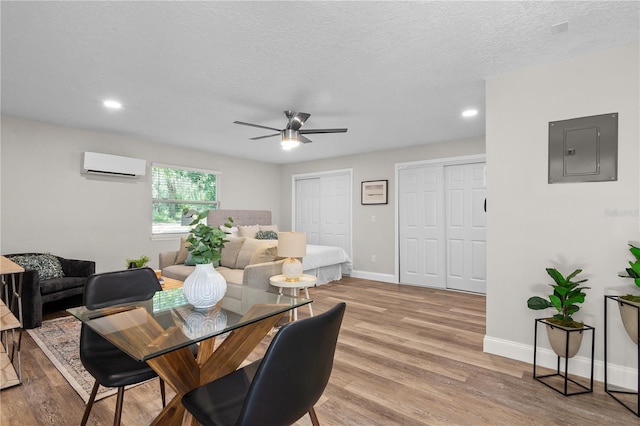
[81,380,100,426]
[309,407,320,426]
[160,378,166,407]
[113,386,125,426]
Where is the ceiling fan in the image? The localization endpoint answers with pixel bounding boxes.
[233,110,347,150]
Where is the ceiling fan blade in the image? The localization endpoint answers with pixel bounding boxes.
[289,112,311,131]
[233,121,282,132]
[299,128,348,134]
[299,135,313,144]
[249,133,280,140]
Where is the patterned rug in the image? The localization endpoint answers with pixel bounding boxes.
[27,316,141,402]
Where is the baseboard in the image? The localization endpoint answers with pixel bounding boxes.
[483,335,638,390]
[349,270,397,283]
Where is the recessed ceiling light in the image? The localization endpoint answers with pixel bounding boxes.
[103,99,122,109]
[462,109,478,118]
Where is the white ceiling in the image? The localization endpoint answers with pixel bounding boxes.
[1,1,638,164]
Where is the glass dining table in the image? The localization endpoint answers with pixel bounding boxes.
[68,285,311,425]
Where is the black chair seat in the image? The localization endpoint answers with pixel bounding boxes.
[80,339,160,388]
[182,302,346,426]
[183,361,260,425]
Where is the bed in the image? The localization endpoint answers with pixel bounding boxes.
[207,210,352,285]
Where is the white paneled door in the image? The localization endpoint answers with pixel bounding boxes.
[399,161,486,294]
[398,166,446,287]
[295,171,351,256]
[444,163,487,293]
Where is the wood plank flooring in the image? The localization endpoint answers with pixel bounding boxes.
[1,277,636,425]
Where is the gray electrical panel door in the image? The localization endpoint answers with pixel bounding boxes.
[548,113,618,184]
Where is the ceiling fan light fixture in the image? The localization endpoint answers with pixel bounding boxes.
[281,129,300,150]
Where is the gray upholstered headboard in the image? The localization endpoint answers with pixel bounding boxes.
[207,210,272,227]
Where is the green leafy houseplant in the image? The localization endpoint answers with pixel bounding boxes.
[527,268,590,328]
[185,210,234,264]
[125,255,150,268]
[619,243,640,303]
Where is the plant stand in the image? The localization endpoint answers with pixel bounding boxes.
[604,295,639,417]
[533,318,594,396]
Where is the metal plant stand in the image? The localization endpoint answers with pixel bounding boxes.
[533,318,594,396]
[604,295,639,417]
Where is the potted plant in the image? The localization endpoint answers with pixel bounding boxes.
[617,243,640,344]
[182,210,234,309]
[527,268,590,358]
[125,255,151,269]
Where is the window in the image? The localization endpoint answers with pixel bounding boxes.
[152,164,220,235]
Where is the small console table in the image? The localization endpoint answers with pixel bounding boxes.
[0,256,24,390]
[270,274,316,321]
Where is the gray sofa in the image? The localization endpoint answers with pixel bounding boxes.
[160,237,284,293]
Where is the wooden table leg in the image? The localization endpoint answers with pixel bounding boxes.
[147,310,286,425]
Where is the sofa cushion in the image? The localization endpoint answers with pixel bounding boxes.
[8,253,64,280]
[220,238,245,268]
[39,276,85,296]
[176,236,190,265]
[235,239,276,269]
[216,267,244,286]
[162,264,195,281]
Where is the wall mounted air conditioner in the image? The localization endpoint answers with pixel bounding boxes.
[82,152,146,177]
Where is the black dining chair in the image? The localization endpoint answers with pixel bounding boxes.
[79,268,166,426]
[182,302,346,426]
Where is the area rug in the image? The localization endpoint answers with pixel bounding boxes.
[27,316,139,403]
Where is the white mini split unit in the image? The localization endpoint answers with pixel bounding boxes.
[82,152,146,177]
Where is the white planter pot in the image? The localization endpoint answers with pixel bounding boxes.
[618,298,640,345]
[182,263,227,309]
[546,323,584,358]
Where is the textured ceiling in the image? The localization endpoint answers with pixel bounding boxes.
[1,1,638,164]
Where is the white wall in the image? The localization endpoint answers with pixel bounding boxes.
[278,138,485,280]
[485,43,640,385]
[0,116,281,272]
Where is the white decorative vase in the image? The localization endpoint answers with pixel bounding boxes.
[546,323,584,358]
[618,298,640,345]
[182,263,227,309]
[182,306,228,340]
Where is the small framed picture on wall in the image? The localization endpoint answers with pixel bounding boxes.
[361,180,388,205]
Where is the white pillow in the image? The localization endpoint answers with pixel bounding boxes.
[219,225,239,238]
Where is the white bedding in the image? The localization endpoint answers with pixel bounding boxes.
[302,244,352,285]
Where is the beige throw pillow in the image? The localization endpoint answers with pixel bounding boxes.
[250,245,278,265]
[235,238,277,269]
[259,224,279,233]
[176,236,190,265]
[238,225,260,239]
[220,238,245,268]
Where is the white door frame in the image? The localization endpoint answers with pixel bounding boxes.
[395,155,486,284]
[291,168,353,258]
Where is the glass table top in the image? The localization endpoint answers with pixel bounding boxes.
[68,286,311,361]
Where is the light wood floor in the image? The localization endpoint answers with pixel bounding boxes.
[1,277,636,425]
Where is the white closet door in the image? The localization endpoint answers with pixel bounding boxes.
[295,178,321,244]
[295,172,351,256]
[320,173,350,253]
[445,163,487,293]
[398,166,446,288]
